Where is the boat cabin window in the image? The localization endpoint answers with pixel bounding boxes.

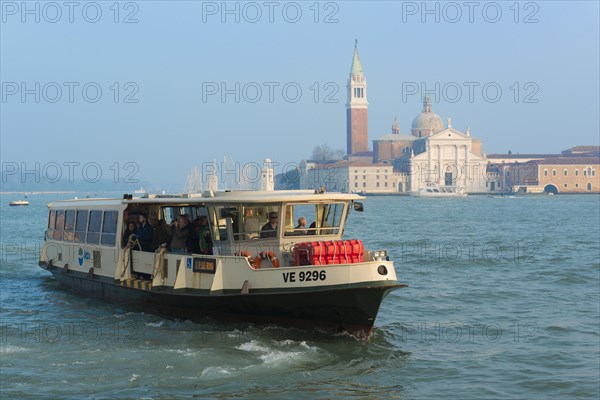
[74,210,88,243]
[87,210,103,244]
[101,211,118,246]
[47,210,56,240]
[64,210,76,242]
[283,202,344,237]
[228,204,280,241]
[160,205,209,225]
[53,210,65,240]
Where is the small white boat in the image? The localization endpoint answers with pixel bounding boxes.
[133,187,148,198]
[9,200,29,206]
[413,183,467,197]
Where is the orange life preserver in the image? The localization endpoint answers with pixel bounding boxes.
[255,251,280,269]
[235,250,259,269]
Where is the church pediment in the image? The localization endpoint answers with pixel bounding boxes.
[429,128,469,141]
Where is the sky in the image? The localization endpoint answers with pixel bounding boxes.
[1,0,599,190]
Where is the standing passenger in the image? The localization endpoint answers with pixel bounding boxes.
[136,214,154,252]
[122,221,138,248]
[170,215,191,253]
[152,219,169,251]
[197,215,213,254]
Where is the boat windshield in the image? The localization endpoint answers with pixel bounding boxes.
[227,203,281,241]
[283,202,344,237]
[226,202,345,240]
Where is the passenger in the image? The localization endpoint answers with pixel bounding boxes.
[187,218,200,253]
[308,221,317,235]
[260,212,278,238]
[170,215,191,253]
[295,217,307,235]
[122,221,138,248]
[197,215,213,254]
[152,219,169,251]
[136,214,154,252]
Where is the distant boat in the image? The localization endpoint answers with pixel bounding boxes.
[412,183,467,198]
[133,187,148,198]
[9,200,29,206]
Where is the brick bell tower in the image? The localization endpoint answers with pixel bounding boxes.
[346,40,369,155]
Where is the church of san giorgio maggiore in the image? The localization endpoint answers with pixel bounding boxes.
[297,45,599,195]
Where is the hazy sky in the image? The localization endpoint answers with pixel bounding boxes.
[1,1,599,189]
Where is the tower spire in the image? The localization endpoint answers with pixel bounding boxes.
[350,39,363,75]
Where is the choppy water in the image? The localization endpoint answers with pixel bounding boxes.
[1,193,599,399]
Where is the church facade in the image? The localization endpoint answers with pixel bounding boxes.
[381,98,488,193]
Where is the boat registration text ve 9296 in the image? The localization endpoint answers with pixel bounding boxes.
[282,270,326,283]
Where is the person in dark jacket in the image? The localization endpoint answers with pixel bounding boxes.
[152,219,169,251]
[260,212,278,238]
[136,214,154,252]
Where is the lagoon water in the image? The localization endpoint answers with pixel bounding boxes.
[1,194,599,399]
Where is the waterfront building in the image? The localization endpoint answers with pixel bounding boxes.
[301,159,400,193]
[488,147,600,193]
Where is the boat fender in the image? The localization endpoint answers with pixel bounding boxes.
[256,251,280,269]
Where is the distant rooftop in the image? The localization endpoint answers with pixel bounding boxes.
[563,146,600,153]
[538,156,600,165]
[487,153,559,159]
[373,134,416,142]
[308,159,391,169]
[349,151,373,157]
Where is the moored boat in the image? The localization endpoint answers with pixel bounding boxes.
[38,190,405,334]
[412,183,467,197]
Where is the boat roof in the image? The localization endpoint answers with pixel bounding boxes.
[47,190,365,208]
